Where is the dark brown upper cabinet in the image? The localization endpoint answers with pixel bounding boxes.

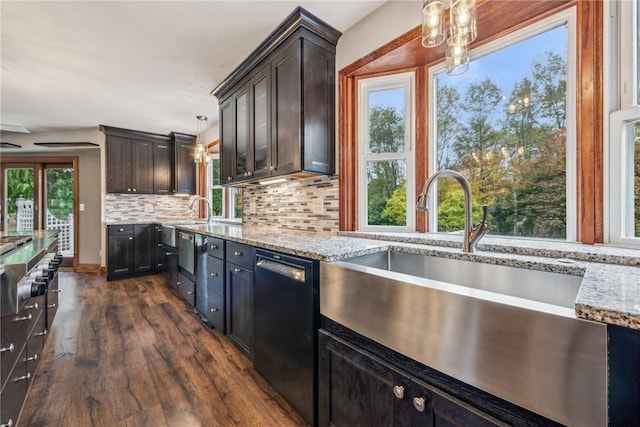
[212,7,341,186]
[101,125,196,195]
[171,132,197,195]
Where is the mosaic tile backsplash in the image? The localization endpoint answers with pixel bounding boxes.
[104,194,199,222]
[242,175,339,234]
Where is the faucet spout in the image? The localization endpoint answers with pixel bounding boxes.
[416,169,488,253]
[189,196,213,223]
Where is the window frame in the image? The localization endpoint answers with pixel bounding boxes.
[357,72,416,231]
[205,154,225,218]
[427,8,578,241]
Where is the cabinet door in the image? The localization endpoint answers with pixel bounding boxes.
[250,64,272,180]
[226,263,253,359]
[319,330,395,427]
[271,40,302,176]
[133,224,154,273]
[130,139,154,194]
[153,141,173,194]
[207,256,225,297]
[175,140,196,194]
[220,97,235,185]
[108,234,134,277]
[234,88,250,181]
[106,135,131,193]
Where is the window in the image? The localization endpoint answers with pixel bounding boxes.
[430,10,575,240]
[607,0,640,245]
[206,154,242,219]
[358,72,415,231]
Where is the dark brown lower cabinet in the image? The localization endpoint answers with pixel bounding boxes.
[107,224,157,281]
[319,329,505,427]
[226,262,253,360]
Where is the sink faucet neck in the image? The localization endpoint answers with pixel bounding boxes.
[416,169,488,253]
[189,196,213,222]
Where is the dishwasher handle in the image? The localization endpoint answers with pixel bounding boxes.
[256,258,306,282]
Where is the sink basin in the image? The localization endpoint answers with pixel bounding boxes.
[320,249,607,426]
[342,249,582,309]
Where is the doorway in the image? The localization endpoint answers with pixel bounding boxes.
[1,157,78,269]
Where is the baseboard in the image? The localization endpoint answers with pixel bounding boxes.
[75,263,102,274]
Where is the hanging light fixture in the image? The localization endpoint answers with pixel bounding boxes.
[194,115,209,164]
[421,0,477,75]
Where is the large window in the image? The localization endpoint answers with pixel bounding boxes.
[358,73,415,231]
[206,154,242,219]
[607,0,640,245]
[430,11,575,240]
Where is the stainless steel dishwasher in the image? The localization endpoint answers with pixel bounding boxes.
[254,249,318,427]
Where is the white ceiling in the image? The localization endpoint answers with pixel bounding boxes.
[1,0,386,137]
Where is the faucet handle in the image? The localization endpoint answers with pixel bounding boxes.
[478,205,488,226]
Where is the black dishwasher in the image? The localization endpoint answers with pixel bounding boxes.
[254,249,319,427]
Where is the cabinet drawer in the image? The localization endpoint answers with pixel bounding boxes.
[207,237,225,258]
[207,256,225,297]
[177,272,195,307]
[108,225,134,236]
[226,241,254,269]
[207,292,225,332]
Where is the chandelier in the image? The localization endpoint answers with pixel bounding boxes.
[422,0,477,75]
[194,115,209,164]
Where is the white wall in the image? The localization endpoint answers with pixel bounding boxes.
[336,0,421,70]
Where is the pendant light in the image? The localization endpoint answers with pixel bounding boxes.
[194,115,209,164]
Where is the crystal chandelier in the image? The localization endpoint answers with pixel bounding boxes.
[422,0,477,75]
[194,115,209,164]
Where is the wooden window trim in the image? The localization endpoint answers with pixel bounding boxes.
[338,0,603,243]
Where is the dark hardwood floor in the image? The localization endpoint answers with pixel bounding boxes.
[18,272,307,427]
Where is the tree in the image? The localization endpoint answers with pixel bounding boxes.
[381,180,407,226]
[436,84,462,169]
[5,169,35,215]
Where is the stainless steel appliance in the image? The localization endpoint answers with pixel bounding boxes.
[160,226,178,289]
[1,234,61,427]
[254,249,318,426]
[177,231,196,307]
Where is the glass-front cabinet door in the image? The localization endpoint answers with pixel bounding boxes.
[250,64,271,180]
[234,88,249,180]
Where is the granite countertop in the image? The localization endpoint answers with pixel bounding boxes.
[116,220,640,330]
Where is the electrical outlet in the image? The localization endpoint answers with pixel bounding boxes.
[249,200,257,215]
[144,203,153,213]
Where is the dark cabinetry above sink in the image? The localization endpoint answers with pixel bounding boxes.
[101,125,196,195]
[212,7,341,186]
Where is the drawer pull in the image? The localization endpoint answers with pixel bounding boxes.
[119,228,125,232]
[393,385,405,399]
[26,303,39,310]
[35,330,48,337]
[413,396,426,412]
[52,289,62,294]
[14,373,31,382]
[18,314,33,322]
[210,307,219,313]
[48,304,57,309]
[210,245,218,250]
[187,291,193,295]
[26,354,38,362]
[1,418,14,427]
[234,251,242,257]
[210,272,218,277]
[234,268,241,273]
[0,343,15,353]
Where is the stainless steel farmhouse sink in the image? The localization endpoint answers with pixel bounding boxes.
[320,249,608,426]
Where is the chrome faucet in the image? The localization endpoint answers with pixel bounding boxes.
[189,196,213,223]
[416,169,488,253]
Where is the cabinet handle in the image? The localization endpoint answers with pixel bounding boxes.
[133,189,137,192]
[26,303,39,310]
[166,252,172,256]
[1,418,14,427]
[48,304,57,309]
[14,373,31,383]
[413,396,426,412]
[129,236,133,240]
[210,272,218,277]
[210,244,218,250]
[127,189,131,192]
[393,385,405,399]
[119,228,125,232]
[227,176,232,181]
[0,343,15,353]
[157,243,162,247]
[270,165,274,171]
[210,307,219,313]
[35,330,48,337]
[234,251,242,257]
[52,289,62,294]
[26,353,38,362]
[187,291,193,295]
[18,314,32,322]
[234,268,241,273]
[177,281,182,286]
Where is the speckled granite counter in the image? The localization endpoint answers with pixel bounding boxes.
[115,221,640,330]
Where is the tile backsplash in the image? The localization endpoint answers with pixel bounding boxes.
[104,194,199,222]
[242,175,339,234]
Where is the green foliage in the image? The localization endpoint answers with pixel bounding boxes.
[5,169,35,215]
[46,168,74,218]
[381,180,406,226]
[437,186,484,232]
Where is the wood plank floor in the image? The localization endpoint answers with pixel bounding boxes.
[18,272,307,427]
